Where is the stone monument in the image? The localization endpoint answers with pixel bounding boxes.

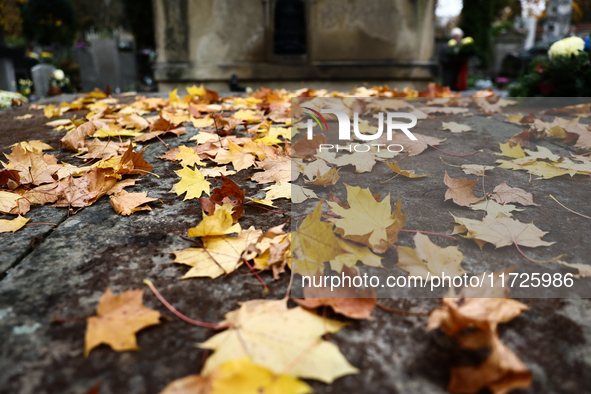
[31,64,56,98]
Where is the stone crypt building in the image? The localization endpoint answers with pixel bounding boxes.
[152,0,436,91]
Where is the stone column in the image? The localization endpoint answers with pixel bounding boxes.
[152,0,190,83]
[543,0,573,42]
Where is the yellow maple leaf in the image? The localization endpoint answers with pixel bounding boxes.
[158,358,311,394]
[386,161,430,178]
[200,298,358,383]
[233,109,263,123]
[329,238,382,272]
[327,185,406,253]
[187,204,241,237]
[84,288,161,356]
[0,215,29,233]
[191,116,215,129]
[173,227,261,279]
[263,183,291,201]
[213,141,256,171]
[497,142,525,159]
[170,166,211,200]
[397,233,466,280]
[292,201,344,275]
[175,145,206,167]
[187,84,207,97]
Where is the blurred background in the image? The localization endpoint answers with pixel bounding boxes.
[0,0,589,99]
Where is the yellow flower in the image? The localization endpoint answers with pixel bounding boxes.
[448,39,457,47]
[548,36,585,60]
[41,51,53,58]
[461,37,474,45]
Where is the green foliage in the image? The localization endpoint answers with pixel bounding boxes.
[22,0,75,45]
[459,0,495,67]
[508,54,591,97]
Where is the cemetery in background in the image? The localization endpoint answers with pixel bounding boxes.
[0,0,589,103]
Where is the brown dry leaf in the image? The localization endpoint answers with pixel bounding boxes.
[461,164,495,176]
[558,261,591,278]
[251,155,292,184]
[490,182,539,206]
[199,298,358,384]
[388,132,443,156]
[0,191,30,215]
[0,215,29,233]
[76,139,128,160]
[118,113,149,131]
[84,288,161,356]
[441,122,472,133]
[52,168,117,208]
[448,334,532,394]
[0,169,20,186]
[397,232,466,280]
[305,168,340,186]
[173,227,261,279]
[118,143,155,175]
[134,127,187,143]
[212,114,244,134]
[444,172,483,207]
[106,178,138,196]
[428,269,532,394]
[469,200,523,218]
[3,144,62,185]
[213,141,256,172]
[292,134,326,158]
[294,268,376,320]
[452,214,554,249]
[200,175,245,223]
[61,121,96,151]
[110,191,156,216]
[249,225,291,279]
[385,161,430,178]
[327,185,406,254]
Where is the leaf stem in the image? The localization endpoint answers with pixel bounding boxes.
[513,243,565,264]
[549,194,591,220]
[143,279,233,329]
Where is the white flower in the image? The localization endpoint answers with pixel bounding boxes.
[53,69,65,81]
[448,39,457,47]
[548,36,585,60]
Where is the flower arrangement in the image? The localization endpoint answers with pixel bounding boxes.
[548,36,585,60]
[447,36,477,59]
[47,69,72,96]
[508,36,591,97]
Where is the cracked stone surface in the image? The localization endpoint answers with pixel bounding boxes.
[0,96,590,394]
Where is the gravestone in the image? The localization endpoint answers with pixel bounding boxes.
[77,37,138,92]
[31,64,56,98]
[543,0,573,42]
[0,58,16,92]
